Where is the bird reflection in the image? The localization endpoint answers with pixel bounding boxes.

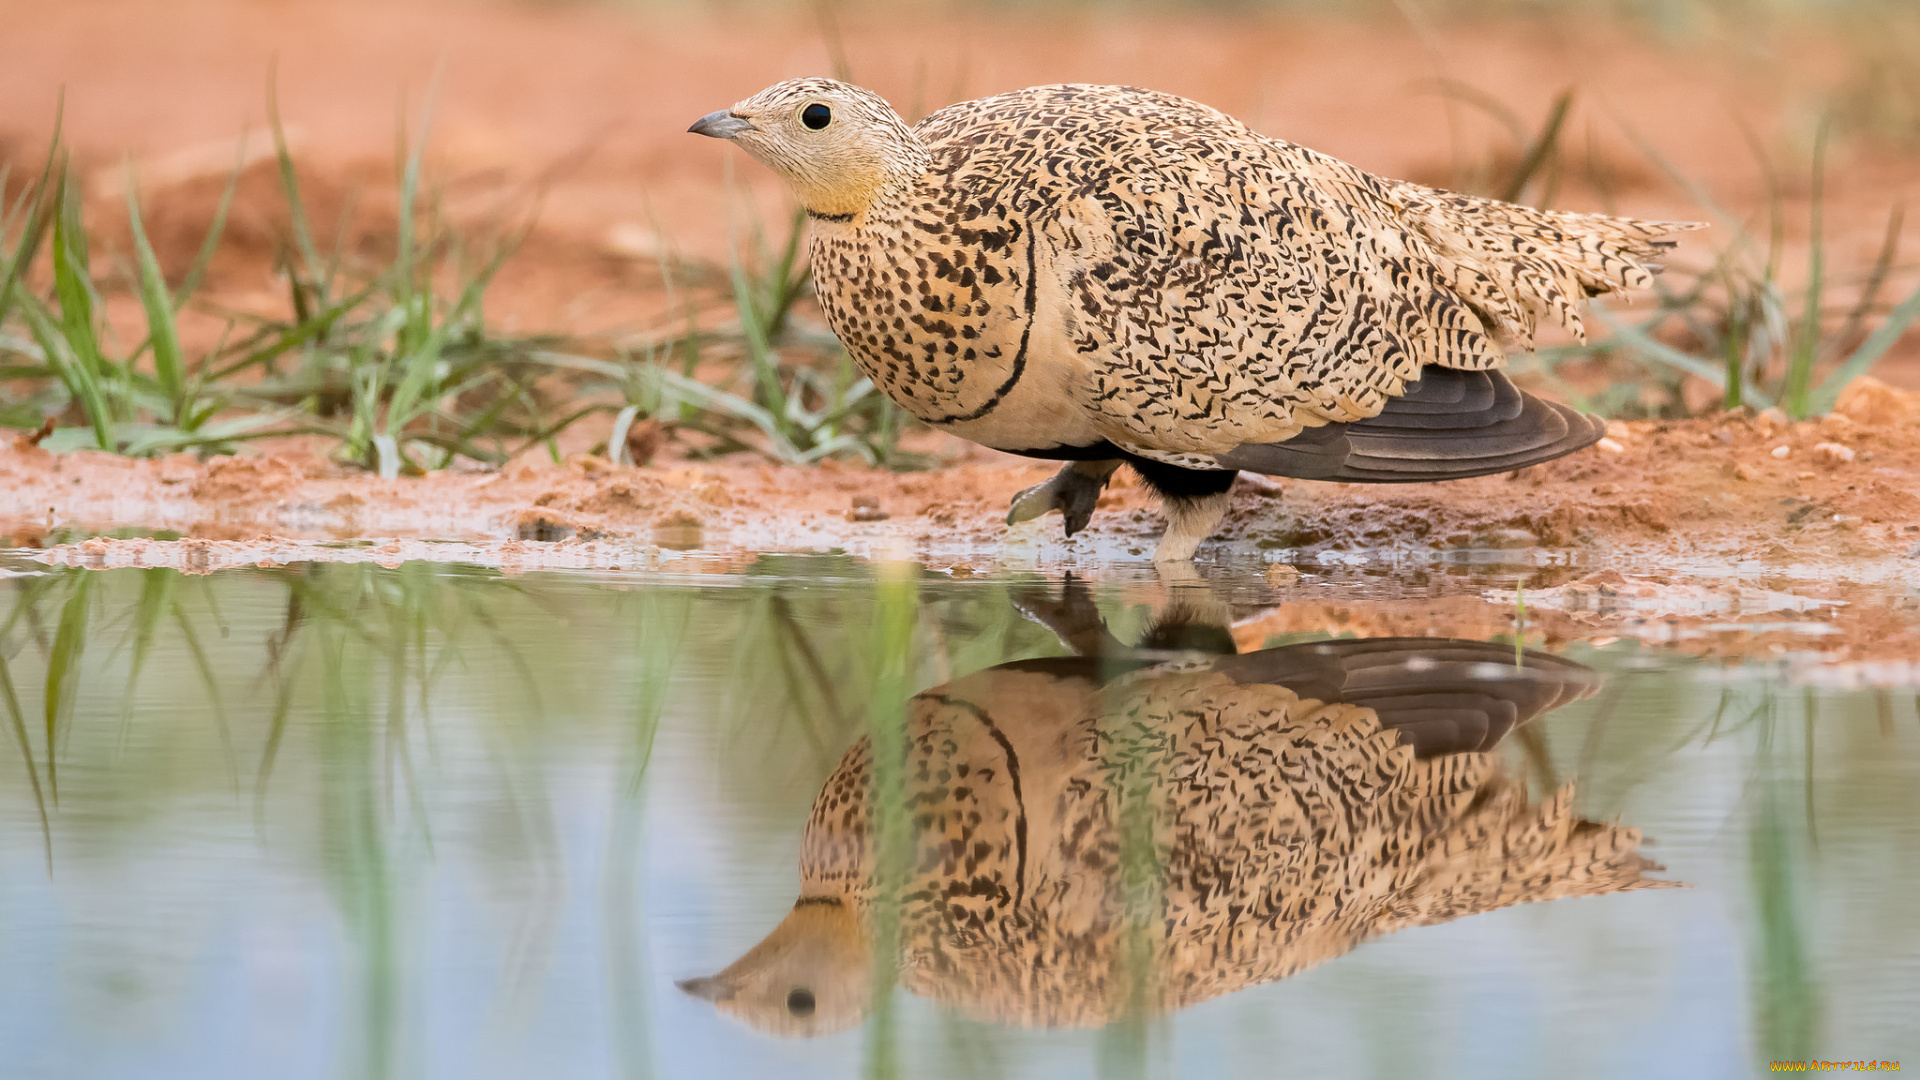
[681,580,1673,1036]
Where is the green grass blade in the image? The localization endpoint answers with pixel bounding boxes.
[393,72,444,354]
[50,171,109,383]
[1819,203,1904,367]
[0,92,65,330]
[1810,277,1920,413]
[16,290,115,449]
[382,325,449,432]
[728,253,791,424]
[115,568,174,752]
[1784,122,1829,418]
[124,174,188,421]
[267,70,325,305]
[172,136,247,308]
[1720,268,1750,410]
[42,570,96,803]
[252,635,306,821]
[1498,88,1574,206]
[0,200,53,340]
[171,594,237,790]
[0,646,52,871]
[1591,302,1776,409]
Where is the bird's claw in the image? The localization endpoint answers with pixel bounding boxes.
[1005,463,1112,536]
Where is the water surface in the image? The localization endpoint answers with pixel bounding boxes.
[1,555,1915,1078]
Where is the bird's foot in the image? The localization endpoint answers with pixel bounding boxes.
[1152,491,1234,563]
[1005,460,1121,537]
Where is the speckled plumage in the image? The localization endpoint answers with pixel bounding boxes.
[683,630,1673,1034]
[693,79,1703,558]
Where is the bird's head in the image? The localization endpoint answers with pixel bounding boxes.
[676,898,875,1037]
[688,78,927,220]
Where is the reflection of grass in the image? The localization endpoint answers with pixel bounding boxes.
[0,558,1075,1074]
[0,624,49,868]
[606,589,689,1080]
[1749,689,1820,1063]
[863,564,921,1080]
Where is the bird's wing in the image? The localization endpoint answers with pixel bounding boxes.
[955,85,1694,455]
[1208,637,1600,757]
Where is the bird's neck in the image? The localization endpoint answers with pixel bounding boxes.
[799,136,931,222]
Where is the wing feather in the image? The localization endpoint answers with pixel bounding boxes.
[910,85,1699,457]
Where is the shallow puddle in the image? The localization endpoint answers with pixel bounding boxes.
[1,553,1917,1078]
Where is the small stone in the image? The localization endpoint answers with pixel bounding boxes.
[1835,376,1920,427]
[1817,412,1859,439]
[1770,444,1792,459]
[1604,420,1631,442]
[1812,442,1855,467]
[1265,562,1301,586]
[1483,528,1538,549]
[1592,483,1618,496]
[848,495,889,522]
[1596,437,1625,454]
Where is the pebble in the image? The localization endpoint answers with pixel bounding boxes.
[1770,445,1792,459]
[1596,437,1625,454]
[1812,442,1856,467]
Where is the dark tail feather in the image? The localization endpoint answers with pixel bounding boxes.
[1212,638,1600,757]
[1218,368,1605,483]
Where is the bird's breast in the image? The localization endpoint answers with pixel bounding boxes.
[808,204,1104,453]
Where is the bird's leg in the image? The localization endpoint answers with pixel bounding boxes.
[1122,460,1240,563]
[1153,491,1234,563]
[1005,459,1122,537]
[1010,574,1126,656]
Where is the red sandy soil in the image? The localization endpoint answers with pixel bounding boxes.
[8,377,1920,665]
[3,374,1913,557]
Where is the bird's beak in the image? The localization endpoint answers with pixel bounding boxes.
[688,110,755,140]
[676,975,735,1002]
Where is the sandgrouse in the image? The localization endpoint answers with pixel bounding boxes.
[677,587,1671,1035]
[691,80,1702,560]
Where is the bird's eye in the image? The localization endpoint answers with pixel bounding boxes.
[786,987,816,1017]
[801,103,832,130]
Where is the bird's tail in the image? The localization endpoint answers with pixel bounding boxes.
[1380,770,1680,933]
[1392,182,1707,350]
[1218,367,1604,483]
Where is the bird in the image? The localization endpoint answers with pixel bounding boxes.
[689,79,1703,561]
[677,583,1674,1035]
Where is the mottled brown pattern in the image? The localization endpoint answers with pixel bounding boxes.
[696,78,1699,557]
[795,81,1698,459]
[686,637,1672,1035]
[877,662,1670,1028]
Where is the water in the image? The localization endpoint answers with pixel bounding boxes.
[1,554,1916,1078]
